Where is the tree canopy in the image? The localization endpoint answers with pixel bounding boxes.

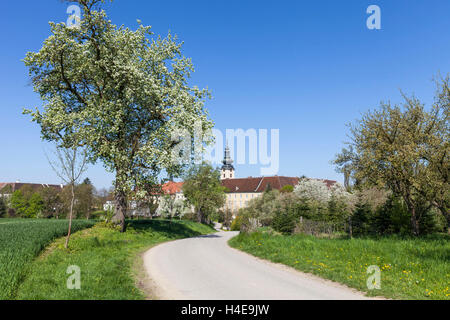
[334,77,449,235]
[23,0,213,231]
[182,163,226,224]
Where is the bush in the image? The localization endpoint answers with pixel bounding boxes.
[272,211,296,234]
[418,208,447,234]
[280,185,294,193]
[181,211,197,222]
[90,210,106,219]
[352,195,410,236]
[294,218,347,237]
[0,197,6,218]
[10,190,44,218]
[230,216,243,231]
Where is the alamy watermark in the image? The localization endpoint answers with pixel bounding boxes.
[366,5,381,30]
[170,124,280,176]
[366,265,381,290]
[67,265,81,290]
[66,4,81,29]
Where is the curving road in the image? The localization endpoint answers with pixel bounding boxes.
[143,230,373,300]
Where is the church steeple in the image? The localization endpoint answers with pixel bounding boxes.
[221,145,235,180]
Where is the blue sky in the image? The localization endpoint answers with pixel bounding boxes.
[1,0,450,189]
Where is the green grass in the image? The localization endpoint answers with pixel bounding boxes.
[15,219,216,300]
[229,230,450,300]
[0,219,95,299]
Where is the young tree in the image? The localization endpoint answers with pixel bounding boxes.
[47,146,88,248]
[182,163,226,224]
[23,0,213,232]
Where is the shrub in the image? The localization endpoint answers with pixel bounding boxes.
[10,190,44,218]
[272,211,296,234]
[90,210,106,219]
[230,216,243,231]
[0,197,6,217]
[280,185,294,193]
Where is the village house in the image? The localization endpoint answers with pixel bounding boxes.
[0,182,63,198]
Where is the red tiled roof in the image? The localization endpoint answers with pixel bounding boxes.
[137,177,337,196]
[221,176,337,193]
[162,181,184,195]
[221,176,301,193]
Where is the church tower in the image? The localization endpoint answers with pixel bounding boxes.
[221,145,235,180]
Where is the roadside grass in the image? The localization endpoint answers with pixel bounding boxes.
[229,230,450,300]
[0,219,95,299]
[15,219,216,300]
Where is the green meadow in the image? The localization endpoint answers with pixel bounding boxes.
[229,230,450,300]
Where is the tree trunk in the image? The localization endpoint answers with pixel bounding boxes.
[113,189,127,232]
[65,183,75,248]
[403,191,420,236]
[410,206,420,236]
[405,199,420,236]
[197,209,203,224]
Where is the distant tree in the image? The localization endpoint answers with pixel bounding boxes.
[10,190,26,216]
[182,163,226,223]
[93,187,114,211]
[28,193,44,218]
[0,197,7,217]
[294,178,331,205]
[332,146,357,190]
[39,187,64,218]
[10,190,43,218]
[157,195,188,220]
[82,178,93,186]
[241,189,280,227]
[280,185,294,193]
[216,208,233,229]
[75,182,94,219]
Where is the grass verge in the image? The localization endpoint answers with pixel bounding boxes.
[15,219,215,300]
[228,230,450,300]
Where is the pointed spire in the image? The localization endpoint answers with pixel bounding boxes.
[222,145,234,170]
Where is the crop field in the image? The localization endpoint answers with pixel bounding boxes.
[0,219,95,299]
